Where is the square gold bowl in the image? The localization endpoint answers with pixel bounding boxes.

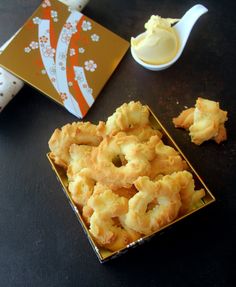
[47,107,215,263]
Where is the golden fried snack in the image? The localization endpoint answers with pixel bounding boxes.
[173,171,205,215]
[87,183,141,251]
[67,144,93,180]
[87,132,160,188]
[123,174,183,235]
[173,107,194,129]
[83,185,138,225]
[67,144,96,210]
[189,98,228,145]
[149,140,187,179]
[49,122,102,168]
[99,101,150,136]
[123,171,204,235]
[124,125,162,142]
[191,189,206,209]
[82,185,138,226]
[68,172,95,209]
[213,124,227,144]
[82,205,94,226]
[173,98,228,145]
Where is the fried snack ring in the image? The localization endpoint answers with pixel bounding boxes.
[149,140,187,179]
[99,101,150,135]
[123,173,185,235]
[87,183,141,251]
[49,122,102,168]
[88,132,160,188]
[173,98,228,145]
[82,185,138,226]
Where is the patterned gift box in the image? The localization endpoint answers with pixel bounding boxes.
[0,0,129,118]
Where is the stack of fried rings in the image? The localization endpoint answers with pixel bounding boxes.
[49,101,205,251]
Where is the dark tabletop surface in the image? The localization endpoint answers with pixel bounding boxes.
[0,0,236,286]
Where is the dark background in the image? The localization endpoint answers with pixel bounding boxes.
[0,0,235,286]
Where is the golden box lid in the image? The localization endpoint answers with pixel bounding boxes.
[0,0,129,118]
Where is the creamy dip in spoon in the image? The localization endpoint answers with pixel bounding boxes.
[131,15,179,65]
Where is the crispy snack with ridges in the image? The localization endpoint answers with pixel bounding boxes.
[87,183,141,251]
[86,132,160,188]
[98,101,150,136]
[123,171,204,235]
[67,144,93,180]
[48,122,103,168]
[149,140,187,179]
[173,98,228,145]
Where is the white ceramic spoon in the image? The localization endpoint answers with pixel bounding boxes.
[131,4,208,71]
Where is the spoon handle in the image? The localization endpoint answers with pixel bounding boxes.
[175,4,208,51]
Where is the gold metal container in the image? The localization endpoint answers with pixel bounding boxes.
[47,107,215,263]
